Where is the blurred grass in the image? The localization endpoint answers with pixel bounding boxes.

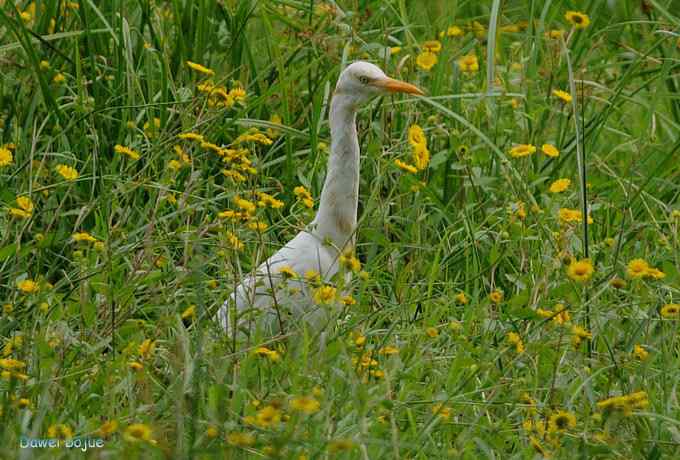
[1,0,680,458]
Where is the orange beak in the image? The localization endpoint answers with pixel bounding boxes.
[374,77,424,96]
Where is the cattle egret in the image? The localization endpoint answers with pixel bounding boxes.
[218,61,423,338]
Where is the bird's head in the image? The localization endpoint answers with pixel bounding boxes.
[335,61,423,105]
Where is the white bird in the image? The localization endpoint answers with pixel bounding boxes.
[218,61,423,339]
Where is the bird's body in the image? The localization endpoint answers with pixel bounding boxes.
[218,61,422,338]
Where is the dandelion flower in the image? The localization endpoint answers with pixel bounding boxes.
[416,51,438,71]
[454,292,469,304]
[549,178,571,193]
[290,396,321,414]
[660,304,680,318]
[509,144,536,158]
[626,258,650,279]
[186,60,215,76]
[567,258,594,282]
[552,89,572,103]
[124,423,154,443]
[565,11,590,29]
[17,279,39,294]
[313,285,337,304]
[255,405,282,427]
[412,144,430,171]
[548,410,576,433]
[457,54,479,73]
[423,40,442,53]
[114,144,140,160]
[394,159,418,173]
[408,124,426,147]
[489,290,503,304]
[447,26,464,37]
[0,147,13,167]
[55,164,79,181]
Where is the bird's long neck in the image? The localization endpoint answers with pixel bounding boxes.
[312,93,360,251]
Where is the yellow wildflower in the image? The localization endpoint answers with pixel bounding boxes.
[416,51,438,71]
[425,326,439,338]
[549,178,571,193]
[507,331,525,353]
[313,285,337,304]
[226,432,255,447]
[454,292,469,304]
[565,11,590,29]
[124,423,154,443]
[186,60,215,76]
[294,185,314,208]
[55,164,79,180]
[412,143,430,171]
[48,424,73,440]
[660,304,680,318]
[254,346,281,362]
[509,144,536,158]
[626,258,649,278]
[72,232,97,243]
[446,26,464,37]
[552,89,572,103]
[255,405,281,427]
[17,279,39,293]
[548,410,576,433]
[423,40,442,53]
[408,124,426,147]
[432,403,451,419]
[290,396,320,414]
[0,147,13,167]
[633,344,649,361]
[114,144,140,160]
[457,54,479,73]
[567,258,594,282]
[489,290,503,304]
[98,420,118,437]
[394,159,418,173]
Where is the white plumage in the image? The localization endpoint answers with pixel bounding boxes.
[218,61,423,338]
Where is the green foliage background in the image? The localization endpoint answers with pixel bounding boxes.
[1,0,680,458]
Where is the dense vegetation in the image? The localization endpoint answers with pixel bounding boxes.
[1,0,679,458]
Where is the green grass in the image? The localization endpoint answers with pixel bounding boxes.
[1,0,680,458]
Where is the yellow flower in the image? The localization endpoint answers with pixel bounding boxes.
[124,423,154,443]
[341,295,356,306]
[412,144,430,171]
[489,290,503,304]
[328,438,354,452]
[254,346,281,362]
[0,147,13,167]
[548,410,576,433]
[128,361,143,371]
[17,279,39,293]
[559,208,592,224]
[647,268,666,279]
[552,89,572,103]
[454,292,468,304]
[549,178,571,193]
[98,420,118,437]
[305,270,321,284]
[597,391,649,415]
[53,73,66,84]
[0,358,26,369]
[47,424,73,440]
[55,164,79,181]
[277,265,298,279]
[177,132,204,142]
[541,143,560,158]
[138,339,156,359]
[255,405,282,427]
[425,326,439,338]
[546,29,565,39]
[446,25,464,37]
[394,159,418,173]
[571,325,592,348]
[506,331,525,353]
[432,403,451,419]
[294,185,314,208]
[379,346,399,355]
[423,40,442,53]
[529,436,551,457]
[339,252,361,272]
[114,144,140,160]
[313,285,337,304]
[626,258,650,278]
[227,432,255,446]
[457,54,479,73]
[17,196,34,213]
[416,51,438,71]
[660,304,680,318]
[567,258,594,282]
[389,46,402,55]
[256,191,284,209]
[72,232,97,243]
[408,124,426,147]
[633,344,649,361]
[181,305,196,320]
[226,231,244,251]
[186,60,215,76]
[290,396,321,414]
[565,11,590,29]
[509,144,536,158]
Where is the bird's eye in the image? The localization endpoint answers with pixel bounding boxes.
[358,76,370,84]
